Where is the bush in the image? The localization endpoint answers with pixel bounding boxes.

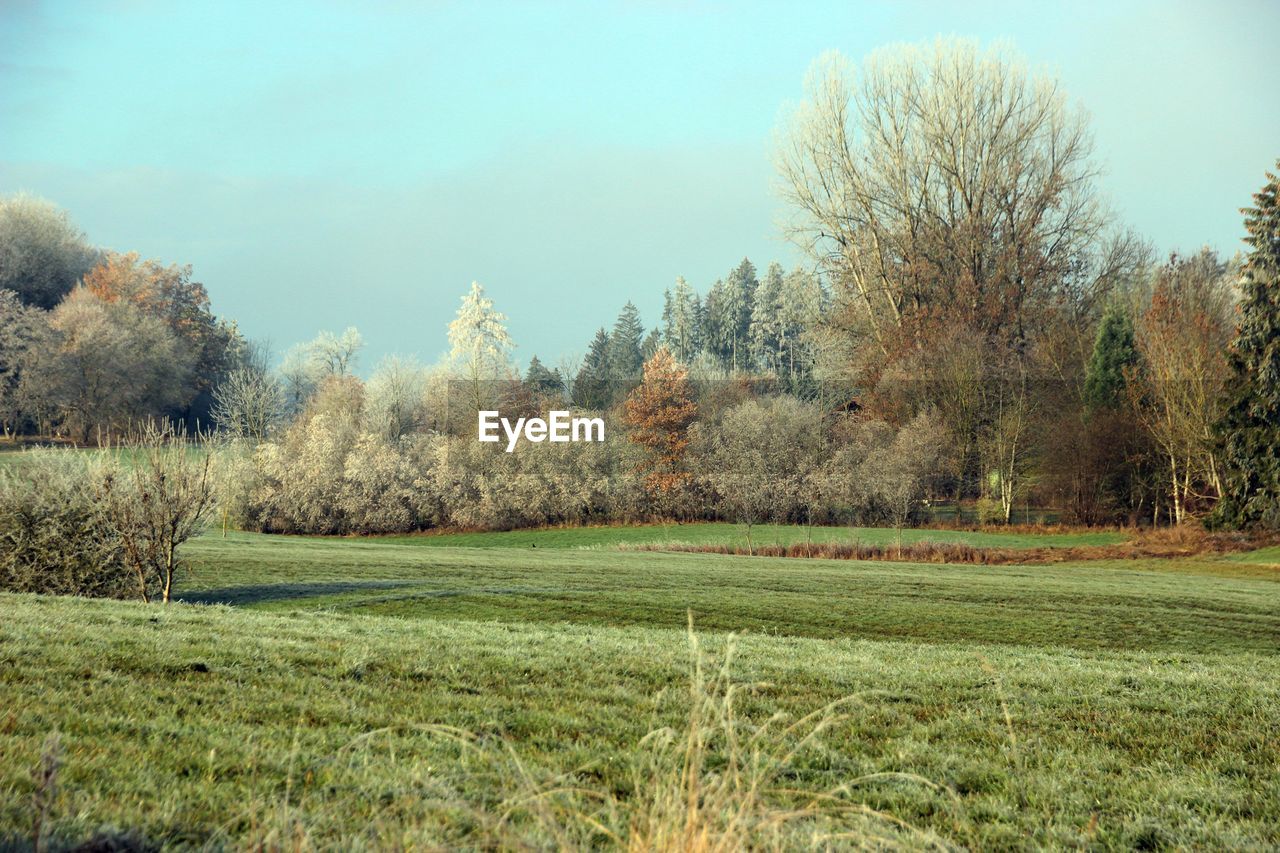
[0,450,134,598]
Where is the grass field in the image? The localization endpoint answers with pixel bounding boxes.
[2,525,1278,849]
[374,522,1123,551]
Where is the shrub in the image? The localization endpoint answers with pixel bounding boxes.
[0,450,132,598]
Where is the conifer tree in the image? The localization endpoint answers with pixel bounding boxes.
[663,276,699,362]
[1083,305,1138,412]
[572,327,613,410]
[605,301,645,387]
[524,355,562,396]
[1211,163,1280,530]
[723,258,758,370]
[749,261,784,372]
[702,279,728,366]
[447,281,514,411]
[641,327,662,360]
[778,268,826,381]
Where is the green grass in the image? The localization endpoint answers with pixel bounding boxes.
[175,532,1278,654]
[375,521,1123,550]
[1,525,1278,849]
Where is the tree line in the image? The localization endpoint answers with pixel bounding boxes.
[2,38,1278,561]
[0,195,245,442]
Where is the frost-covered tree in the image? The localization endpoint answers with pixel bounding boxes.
[278,327,365,417]
[749,262,784,372]
[701,396,824,552]
[300,327,362,378]
[211,365,284,441]
[778,268,826,381]
[44,288,194,443]
[0,194,99,309]
[448,281,515,409]
[0,290,50,436]
[663,276,700,362]
[366,355,428,440]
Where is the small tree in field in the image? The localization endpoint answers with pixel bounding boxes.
[97,424,217,603]
[622,348,698,514]
[1212,162,1280,530]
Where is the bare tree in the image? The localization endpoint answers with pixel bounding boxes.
[702,397,824,554]
[97,423,217,603]
[366,355,429,440]
[777,39,1119,359]
[211,367,284,441]
[1130,251,1235,524]
[861,411,945,549]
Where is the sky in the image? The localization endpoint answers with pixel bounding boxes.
[2,0,1277,371]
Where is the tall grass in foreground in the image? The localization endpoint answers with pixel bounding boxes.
[208,618,955,851]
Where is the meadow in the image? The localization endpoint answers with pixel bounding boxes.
[1,523,1278,850]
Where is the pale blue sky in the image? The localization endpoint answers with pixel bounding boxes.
[2,0,1277,368]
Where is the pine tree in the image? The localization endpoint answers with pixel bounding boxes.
[661,289,675,345]
[749,261,784,372]
[641,327,662,360]
[778,268,826,381]
[524,355,562,396]
[692,293,707,360]
[702,279,728,367]
[447,281,515,410]
[1211,162,1280,530]
[573,327,613,410]
[664,276,699,363]
[723,258,758,371]
[605,301,645,381]
[1083,305,1137,412]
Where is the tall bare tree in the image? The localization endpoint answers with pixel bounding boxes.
[777,38,1135,362]
[1130,251,1235,524]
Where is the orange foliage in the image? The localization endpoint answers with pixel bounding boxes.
[622,348,698,497]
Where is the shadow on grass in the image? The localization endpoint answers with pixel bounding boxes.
[178,580,419,606]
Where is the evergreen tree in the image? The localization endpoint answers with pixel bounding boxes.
[447,281,515,411]
[1211,162,1280,530]
[778,267,826,381]
[524,355,562,396]
[663,276,699,363]
[605,301,645,381]
[1083,305,1138,412]
[692,293,707,361]
[722,258,758,371]
[572,327,613,410]
[661,288,675,346]
[641,327,662,360]
[749,261,784,371]
[702,279,728,367]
